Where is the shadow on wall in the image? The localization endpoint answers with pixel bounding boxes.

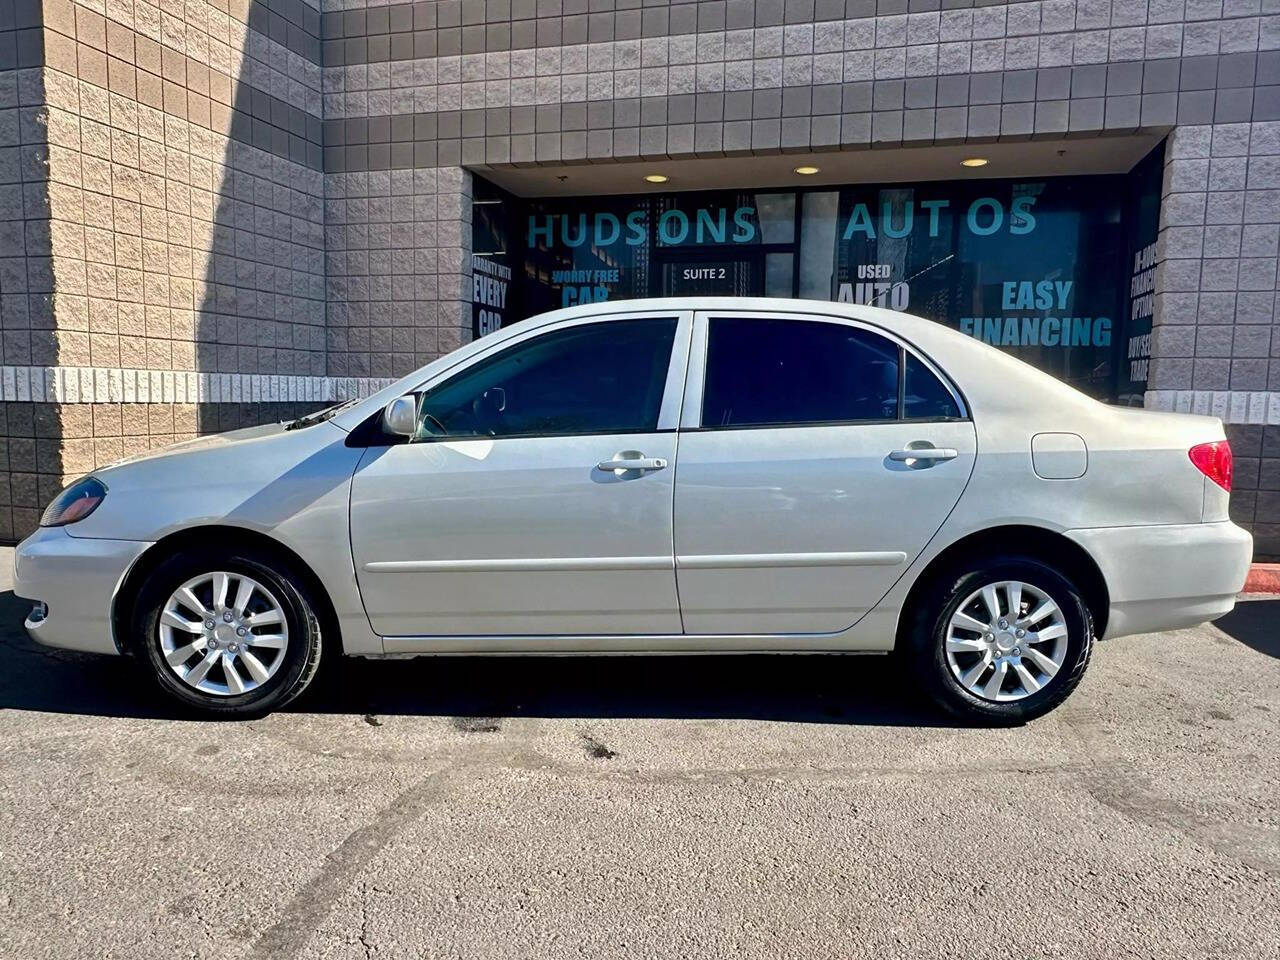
[192,0,328,439]
[1,32,54,538]
[2,0,332,544]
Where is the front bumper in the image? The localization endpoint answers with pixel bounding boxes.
[13,526,151,655]
[1067,520,1253,639]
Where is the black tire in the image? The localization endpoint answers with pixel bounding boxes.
[904,555,1094,725]
[133,548,325,717]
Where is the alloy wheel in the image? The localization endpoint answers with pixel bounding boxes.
[157,571,290,696]
[944,580,1069,702]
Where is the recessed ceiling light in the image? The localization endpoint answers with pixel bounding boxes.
[793,165,820,175]
[961,157,989,167]
[644,174,669,183]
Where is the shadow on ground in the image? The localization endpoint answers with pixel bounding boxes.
[0,590,949,727]
[1212,599,1280,660]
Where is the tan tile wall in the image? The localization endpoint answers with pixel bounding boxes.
[4,0,327,368]
[32,0,328,375]
[322,162,470,379]
[0,0,328,540]
[0,67,50,370]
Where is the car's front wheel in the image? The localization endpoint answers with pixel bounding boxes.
[133,549,325,716]
[905,556,1094,724]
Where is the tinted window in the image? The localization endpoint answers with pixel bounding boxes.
[702,317,899,428]
[903,352,961,420]
[417,318,677,439]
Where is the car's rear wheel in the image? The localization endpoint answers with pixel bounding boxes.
[133,549,324,716]
[905,556,1094,724]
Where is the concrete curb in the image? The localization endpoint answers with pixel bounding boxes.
[1243,564,1280,594]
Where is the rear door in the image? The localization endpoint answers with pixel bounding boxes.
[673,311,977,635]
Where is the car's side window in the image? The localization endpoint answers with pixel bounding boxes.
[701,316,901,428]
[415,317,678,440]
[902,351,961,420]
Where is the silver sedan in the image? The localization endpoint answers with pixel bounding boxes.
[14,299,1253,722]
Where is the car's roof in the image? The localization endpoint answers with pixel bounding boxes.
[516,297,940,332]
[500,298,995,359]
[537,297,870,317]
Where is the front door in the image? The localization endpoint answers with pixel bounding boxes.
[673,311,977,635]
[349,313,691,638]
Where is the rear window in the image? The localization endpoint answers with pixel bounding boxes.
[903,352,962,420]
[701,316,901,428]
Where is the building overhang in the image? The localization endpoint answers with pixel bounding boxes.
[473,132,1169,198]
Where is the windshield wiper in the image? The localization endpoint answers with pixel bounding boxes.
[284,398,358,431]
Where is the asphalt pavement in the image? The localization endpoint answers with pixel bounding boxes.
[0,546,1277,959]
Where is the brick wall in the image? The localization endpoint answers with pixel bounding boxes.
[323,162,471,378]
[0,0,329,538]
[1226,421,1280,558]
[1,0,52,541]
[1152,120,1280,559]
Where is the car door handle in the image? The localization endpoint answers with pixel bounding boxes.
[889,447,958,463]
[597,455,668,473]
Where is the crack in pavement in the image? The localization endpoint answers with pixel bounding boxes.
[357,880,373,960]
[246,768,459,960]
[237,743,1117,960]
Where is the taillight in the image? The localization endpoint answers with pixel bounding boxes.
[1189,440,1232,492]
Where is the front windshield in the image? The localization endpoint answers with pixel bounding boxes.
[284,398,359,431]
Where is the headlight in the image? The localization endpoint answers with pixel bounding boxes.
[40,476,108,527]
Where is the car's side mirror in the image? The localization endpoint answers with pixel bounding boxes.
[383,395,417,437]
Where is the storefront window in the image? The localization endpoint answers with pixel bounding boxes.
[471,177,515,340]
[798,191,840,299]
[756,193,796,244]
[477,144,1164,403]
[520,189,802,315]
[804,176,1126,396]
[764,253,794,298]
[1117,145,1164,406]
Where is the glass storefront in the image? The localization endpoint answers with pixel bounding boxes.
[471,143,1165,403]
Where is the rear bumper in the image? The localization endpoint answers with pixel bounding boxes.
[13,526,150,655]
[1067,521,1253,639]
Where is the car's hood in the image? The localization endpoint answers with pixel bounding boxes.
[97,421,292,473]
